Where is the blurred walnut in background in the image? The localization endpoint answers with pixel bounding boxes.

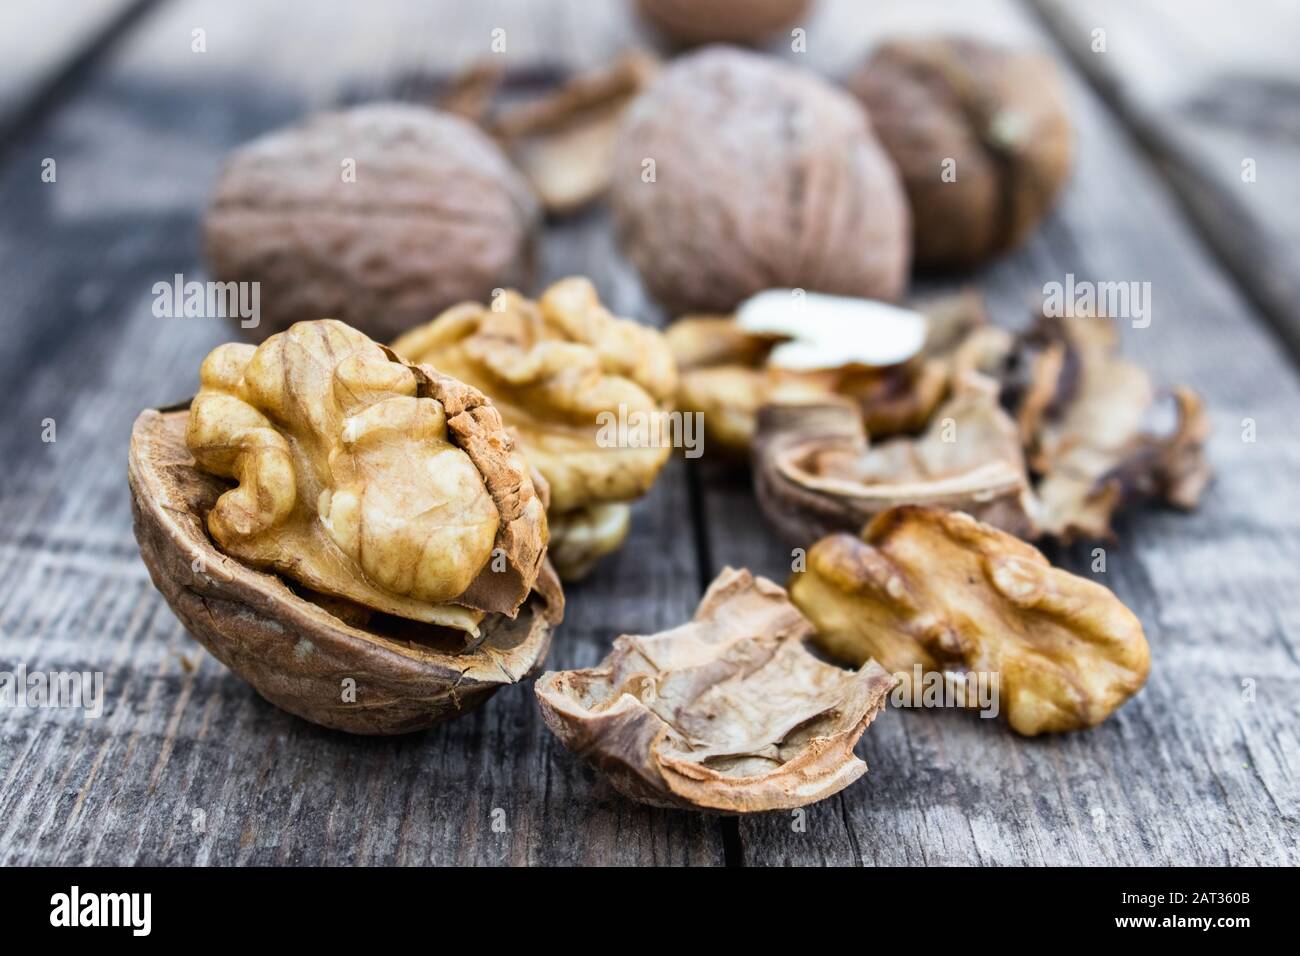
[634,0,813,47]
[611,46,910,315]
[848,36,1073,270]
[393,278,678,580]
[205,103,539,342]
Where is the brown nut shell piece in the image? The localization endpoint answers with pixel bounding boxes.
[636,0,813,47]
[536,567,896,812]
[789,506,1149,736]
[129,406,563,734]
[204,103,539,342]
[611,46,910,315]
[754,373,1037,547]
[848,36,1072,270]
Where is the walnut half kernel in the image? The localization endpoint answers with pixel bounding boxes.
[392,277,678,581]
[128,319,563,734]
[536,568,897,812]
[789,506,1150,736]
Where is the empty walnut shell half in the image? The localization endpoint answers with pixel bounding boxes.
[754,373,1037,548]
[789,506,1150,736]
[204,103,539,342]
[536,567,896,812]
[611,46,909,315]
[129,405,563,734]
[847,36,1072,270]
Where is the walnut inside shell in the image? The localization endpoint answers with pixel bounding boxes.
[611,46,910,315]
[847,36,1073,270]
[392,278,678,580]
[129,405,563,735]
[536,567,896,812]
[789,506,1150,736]
[204,103,539,342]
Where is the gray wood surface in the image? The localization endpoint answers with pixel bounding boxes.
[1,0,1296,866]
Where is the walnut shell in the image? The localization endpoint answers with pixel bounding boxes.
[847,36,1072,270]
[129,405,563,734]
[204,103,539,342]
[635,0,813,47]
[536,567,896,812]
[611,47,910,315]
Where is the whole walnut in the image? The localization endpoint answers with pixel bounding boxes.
[847,36,1072,270]
[635,0,813,47]
[204,103,539,341]
[611,47,910,315]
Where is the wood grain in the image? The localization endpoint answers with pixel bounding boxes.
[1,0,1297,866]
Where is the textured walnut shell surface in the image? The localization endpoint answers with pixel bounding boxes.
[536,567,896,812]
[790,507,1149,736]
[129,407,563,734]
[848,36,1072,270]
[204,103,539,342]
[635,0,813,47]
[611,46,910,315]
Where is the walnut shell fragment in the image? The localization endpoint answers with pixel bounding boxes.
[129,405,564,734]
[1000,316,1211,540]
[204,103,539,342]
[789,507,1150,736]
[490,52,659,215]
[536,568,897,812]
[847,36,1073,270]
[611,46,910,315]
[754,373,1037,547]
[392,278,678,580]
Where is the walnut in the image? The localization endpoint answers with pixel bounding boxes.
[754,373,1037,547]
[611,47,910,315]
[671,290,985,455]
[789,507,1150,736]
[536,567,897,811]
[128,322,563,733]
[204,103,539,342]
[993,315,1211,540]
[847,36,1073,270]
[635,0,813,47]
[392,278,678,580]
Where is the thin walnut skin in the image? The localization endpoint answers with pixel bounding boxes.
[187,319,548,635]
[392,278,677,579]
[204,103,539,342]
[129,405,563,735]
[536,567,897,812]
[611,46,910,315]
[848,36,1073,270]
[790,506,1150,736]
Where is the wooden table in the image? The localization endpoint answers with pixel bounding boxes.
[1,0,1296,866]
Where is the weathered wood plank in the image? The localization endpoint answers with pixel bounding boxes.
[0,0,723,866]
[687,0,1300,865]
[1027,0,1300,359]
